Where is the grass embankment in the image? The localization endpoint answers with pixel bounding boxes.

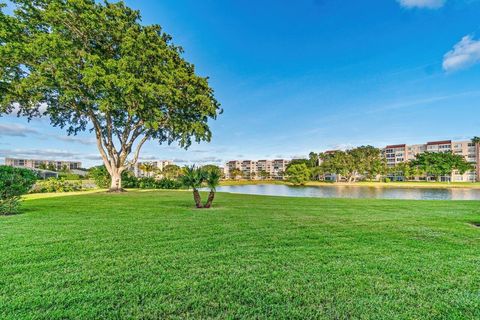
[1,191,480,319]
[221,179,480,189]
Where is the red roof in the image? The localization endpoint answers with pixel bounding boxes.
[427,140,451,145]
[385,144,406,149]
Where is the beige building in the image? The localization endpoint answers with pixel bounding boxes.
[5,157,82,170]
[225,159,290,180]
[133,160,173,178]
[384,140,478,182]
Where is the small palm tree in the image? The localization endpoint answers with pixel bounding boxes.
[180,166,206,208]
[139,162,156,178]
[230,168,241,180]
[204,170,221,208]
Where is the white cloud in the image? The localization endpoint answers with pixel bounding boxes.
[53,135,95,145]
[443,35,480,72]
[0,123,39,137]
[172,156,224,165]
[0,148,80,159]
[397,0,445,9]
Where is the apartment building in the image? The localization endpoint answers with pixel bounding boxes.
[5,158,82,171]
[225,159,290,180]
[133,160,173,178]
[226,160,241,178]
[271,159,290,180]
[384,140,478,182]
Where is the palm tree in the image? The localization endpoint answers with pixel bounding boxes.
[204,170,221,208]
[472,137,480,182]
[180,166,206,208]
[162,164,182,179]
[139,162,156,178]
[229,168,241,180]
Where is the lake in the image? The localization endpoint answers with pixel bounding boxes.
[209,184,480,200]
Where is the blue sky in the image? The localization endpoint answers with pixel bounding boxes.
[1,0,480,167]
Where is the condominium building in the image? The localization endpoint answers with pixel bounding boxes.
[272,159,290,179]
[225,159,290,180]
[133,160,173,178]
[241,160,257,178]
[384,140,478,182]
[5,158,82,170]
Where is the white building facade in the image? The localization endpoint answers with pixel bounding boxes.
[225,159,290,180]
[133,160,174,178]
[384,140,478,182]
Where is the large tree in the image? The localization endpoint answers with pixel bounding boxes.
[411,152,473,182]
[317,146,385,182]
[285,163,311,186]
[0,0,220,191]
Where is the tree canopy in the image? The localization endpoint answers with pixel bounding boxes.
[317,146,385,182]
[410,152,473,181]
[285,163,311,186]
[0,0,221,191]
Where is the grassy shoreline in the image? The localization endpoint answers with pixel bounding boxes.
[221,179,480,189]
[2,190,480,319]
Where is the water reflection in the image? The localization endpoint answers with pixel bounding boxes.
[207,184,480,200]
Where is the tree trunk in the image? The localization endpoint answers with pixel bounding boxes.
[193,188,203,208]
[109,168,125,192]
[204,191,215,208]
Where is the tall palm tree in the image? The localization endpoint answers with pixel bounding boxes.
[204,170,221,208]
[180,166,206,208]
[472,137,480,182]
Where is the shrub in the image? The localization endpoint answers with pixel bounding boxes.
[88,165,184,190]
[32,178,82,193]
[0,166,38,215]
[58,173,81,180]
[138,177,182,189]
[88,166,110,188]
[122,171,139,188]
[157,178,182,189]
[384,178,391,183]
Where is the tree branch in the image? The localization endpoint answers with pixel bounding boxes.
[88,112,113,174]
[127,135,149,169]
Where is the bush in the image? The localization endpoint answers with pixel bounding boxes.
[58,173,81,180]
[32,178,82,193]
[0,166,38,215]
[88,165,184,190]
[122,171,139,188]
[384,178,391,183]
[88,166,110,188]
[138,177,182,189]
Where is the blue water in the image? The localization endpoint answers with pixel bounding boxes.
[209,184,480,200]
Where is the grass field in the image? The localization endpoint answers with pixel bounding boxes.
[222,179,480,189]
[1,190,480,319]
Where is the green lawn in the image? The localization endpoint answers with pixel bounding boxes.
[1,191,480,319]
